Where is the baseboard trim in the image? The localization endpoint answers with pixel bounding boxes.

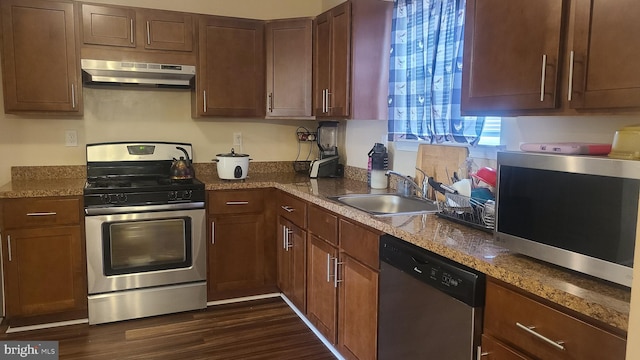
[206,292,281,307]
[280,294,344,360]
[6,318,88,334]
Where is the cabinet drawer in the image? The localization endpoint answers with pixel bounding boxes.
[484,279,626,360]
[308,205,337,245]
[339,219,380,269]
[208,190,264,215]
[2,197,81,229]
[480,334,530,360]
[277,192,307,228]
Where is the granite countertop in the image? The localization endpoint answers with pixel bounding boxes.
[0,169,631,332]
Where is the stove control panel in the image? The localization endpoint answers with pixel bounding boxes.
[168,190,193,201]
[100,193,128,204]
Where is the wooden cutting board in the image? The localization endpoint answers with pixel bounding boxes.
[415,144,468,199]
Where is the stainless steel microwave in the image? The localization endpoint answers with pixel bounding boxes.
[495,151,640,287]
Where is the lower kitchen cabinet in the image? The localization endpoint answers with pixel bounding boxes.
[207,189,276,301]
[277,217,307,312]
[307,234,339,344]
[480,334,531,360]
[303,204,380,359]
[1,197,87,325]
[337,253,379,360]
[482,278,626,360]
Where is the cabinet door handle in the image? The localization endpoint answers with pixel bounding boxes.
[567,50,575,101]
[281,205,295,213]
[282,225,293,250]
[130,19,134,44]
[321,89,326,113]
[326,89,332,112]
[225,201,249,206]
[211,222,215,245]
[476,346,489,360]
[27,212,57,216]
[7,235,12,262]
[326,253,332,282]
[71,83,76,109]
[268,93,273,112]
[540,54,547,102]
[203,90,207,113]
[146,21,151,45]
[333,258,343,288]
[515,322,565,350]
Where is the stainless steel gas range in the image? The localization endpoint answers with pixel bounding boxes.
[83,141,207,325]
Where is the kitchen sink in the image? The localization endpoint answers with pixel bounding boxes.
[328,193,440,216]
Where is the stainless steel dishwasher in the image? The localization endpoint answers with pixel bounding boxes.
[378,234,485,360]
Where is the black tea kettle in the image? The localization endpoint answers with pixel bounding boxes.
[170,146,195,181]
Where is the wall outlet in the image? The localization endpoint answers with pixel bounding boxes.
[65,130,78,147]
[233,132,242,146]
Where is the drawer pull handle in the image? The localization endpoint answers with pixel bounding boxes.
[281,205,295,213]
[27,212,57,216]
[226,201,249,205]
[516,322,565,351]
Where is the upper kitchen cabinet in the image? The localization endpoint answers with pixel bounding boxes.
[569,0,640,109]
[195,16,265,118]
[81,4,135,48]
[79,3,196,64]
[265,18,313,118]
[314,2,351,118]
[461,0,566,113]
[314,0,392,120]
[0,0,82,114]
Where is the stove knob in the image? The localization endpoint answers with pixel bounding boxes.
[168,191,178,201]
[117,193,127,203]
[182,190,192,200]
[100,194,110,204]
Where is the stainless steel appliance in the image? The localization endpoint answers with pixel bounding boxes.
[378,235,485,360]
[84,142,206,325]
[495,151,640,287]
[81,59,196,88]
[310,121,341,178]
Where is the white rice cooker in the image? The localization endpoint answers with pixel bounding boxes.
[215,148,250,180]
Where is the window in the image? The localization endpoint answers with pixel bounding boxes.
[388,0,502,147]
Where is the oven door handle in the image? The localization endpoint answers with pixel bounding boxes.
[85,202,205,215]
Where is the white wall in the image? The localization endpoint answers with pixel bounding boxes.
[0,0,326,184]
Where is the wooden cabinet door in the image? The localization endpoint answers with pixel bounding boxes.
[81,4,135,48]
[138,10,194,52]
[276,218,292,297]
[307,235,338,344]
[313,2,351,118]
[570,0,640,109]
[277,217,306,312]
[0,0,81,113]
[265,19,312,117]
[338,254,378,360]
[461,0,565,113]
[197,16,265,117]
[289,222,307,312]
[313,11,331,116]
[3,226,86,318]
[480,334,531,360]
[328,2,351,118]
[208,214,265,299]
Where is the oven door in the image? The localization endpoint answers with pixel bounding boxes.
[85,205,206,294]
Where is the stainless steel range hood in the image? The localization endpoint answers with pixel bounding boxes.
[81,59,196,88]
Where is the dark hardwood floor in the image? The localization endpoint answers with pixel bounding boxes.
[0,297,337,359]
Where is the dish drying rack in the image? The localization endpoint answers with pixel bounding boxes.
[437,193,495,233]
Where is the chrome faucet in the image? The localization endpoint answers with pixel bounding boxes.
[386,168,429,199]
